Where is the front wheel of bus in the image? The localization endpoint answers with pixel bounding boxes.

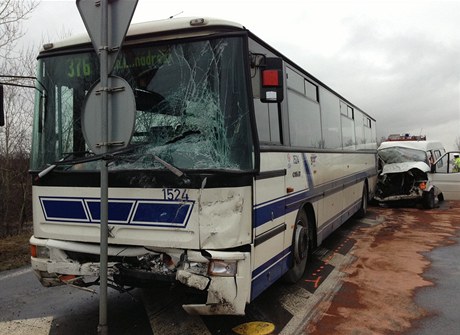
[283,211,310,283]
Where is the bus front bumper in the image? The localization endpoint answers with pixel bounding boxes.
[30,236,251,315]
[177,250,251,315]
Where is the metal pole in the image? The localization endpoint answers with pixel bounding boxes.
[98,0,109,334]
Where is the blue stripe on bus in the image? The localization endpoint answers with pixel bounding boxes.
[41,198,89,222]
[86,200,134,223]
[251,247,292,301]
[250,198,362,301]
[253,169,372,228]
[133,202,190,225]
[39,196,194,228]
[302,153,314,188]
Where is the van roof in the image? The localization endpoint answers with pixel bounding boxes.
[378,140,445,152]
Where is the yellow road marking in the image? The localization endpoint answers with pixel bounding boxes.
[232,321,275,335]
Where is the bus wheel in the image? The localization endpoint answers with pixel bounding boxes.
[356,183,368,218]
[283,210,310,283]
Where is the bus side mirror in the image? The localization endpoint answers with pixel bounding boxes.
[0,85,4,127]
[260,57,284,103]
[431,164,436,173]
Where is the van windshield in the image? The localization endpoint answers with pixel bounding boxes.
[378,147,428,164]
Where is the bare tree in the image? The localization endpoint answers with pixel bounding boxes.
[0,1,38,60]
[455,136,460,150]
[0,0,38,153]
[0,0,38,236]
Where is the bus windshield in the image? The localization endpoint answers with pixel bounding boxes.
[31,36,254,172]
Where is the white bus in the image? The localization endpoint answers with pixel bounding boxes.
[29,17,377,315]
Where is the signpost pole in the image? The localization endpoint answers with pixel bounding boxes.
[98,0,109,333]
[76,1,138,333]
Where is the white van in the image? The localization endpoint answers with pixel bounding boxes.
[375,136,460,208]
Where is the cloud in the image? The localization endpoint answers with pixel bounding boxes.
[24,0,460,149]
[268,3,460,148]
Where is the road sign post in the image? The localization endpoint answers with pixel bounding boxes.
[99,1,109,333]
[76,1,138,334]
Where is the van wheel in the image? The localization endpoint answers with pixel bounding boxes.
[422,189,435,209]
[283,210,310,283]
[438,192,444,202]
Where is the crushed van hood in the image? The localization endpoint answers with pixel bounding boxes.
[381,161,430,175]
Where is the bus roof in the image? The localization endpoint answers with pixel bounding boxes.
[40,17,244,52]
[38,16,374,122]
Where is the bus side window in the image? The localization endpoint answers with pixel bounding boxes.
[254,99,281,144]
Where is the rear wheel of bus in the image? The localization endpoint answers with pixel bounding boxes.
[283,210,311,283]
[356,183,369,218]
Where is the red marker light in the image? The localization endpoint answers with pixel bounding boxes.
[262,70,279,87]
[30,244,37,257]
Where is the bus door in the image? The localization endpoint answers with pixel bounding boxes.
[252,155,287,299]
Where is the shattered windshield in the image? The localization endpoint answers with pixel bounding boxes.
[31,36,254,172]
[378,147,428,164]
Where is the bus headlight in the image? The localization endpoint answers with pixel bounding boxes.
[30,244,50,259]
[208,260,237,277]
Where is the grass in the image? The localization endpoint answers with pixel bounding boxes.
[0,230,32,272]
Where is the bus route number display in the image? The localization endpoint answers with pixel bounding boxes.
[67,57,92,78]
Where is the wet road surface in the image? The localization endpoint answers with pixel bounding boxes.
[406,234,460,335]
[1,200,460,334]
[308,200,460,335]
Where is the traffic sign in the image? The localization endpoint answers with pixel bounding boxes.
[81,76,136,154]
[76,0,138,73]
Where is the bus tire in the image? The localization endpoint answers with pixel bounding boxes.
[283,210,310,283]
[356,183,368,218]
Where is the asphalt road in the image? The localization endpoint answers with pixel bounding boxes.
[0,219,361,335]
[1,201,460,335]
[0,267,152,335]
[308,200,460,335]
[406,233,460,335]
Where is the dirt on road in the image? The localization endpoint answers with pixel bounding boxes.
[306,201,460,335]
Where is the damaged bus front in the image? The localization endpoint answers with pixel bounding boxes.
[30,16,378,316]
[30,18,255,315]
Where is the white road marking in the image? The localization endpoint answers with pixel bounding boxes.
[0,267,32,282]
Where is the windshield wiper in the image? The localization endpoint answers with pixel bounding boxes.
[35,146,140,180]
[36,145,190,186]
[147,154,190,186]
[152,155,184,178]
[35,151,90,180]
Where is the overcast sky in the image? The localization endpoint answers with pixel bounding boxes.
[24,0,460,150]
